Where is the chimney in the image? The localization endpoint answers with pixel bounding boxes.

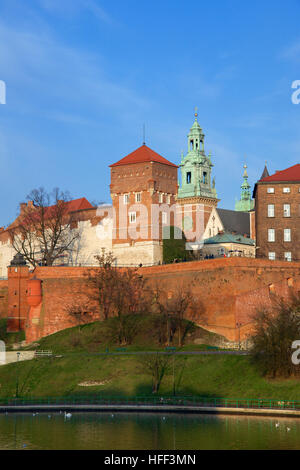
[20,202,27,214]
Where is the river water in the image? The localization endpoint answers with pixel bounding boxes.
[0,412,300,450]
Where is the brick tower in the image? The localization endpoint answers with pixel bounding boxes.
[7,253,29,332]
[110,144,178,266]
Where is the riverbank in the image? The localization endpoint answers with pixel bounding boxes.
[1,403,300,418]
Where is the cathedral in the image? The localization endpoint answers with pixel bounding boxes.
[0,112,255,276]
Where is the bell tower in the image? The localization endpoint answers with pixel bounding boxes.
[177,110,219,245]
[178,109,218,201]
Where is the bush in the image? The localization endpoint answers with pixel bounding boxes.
[163,226,192,264]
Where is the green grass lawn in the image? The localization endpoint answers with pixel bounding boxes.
[0,315,300,401]
[1,353,300,401]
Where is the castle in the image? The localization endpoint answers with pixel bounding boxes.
[0,112,255,276]
[2,112,298,345]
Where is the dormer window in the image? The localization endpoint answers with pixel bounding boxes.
[186,172,191,184]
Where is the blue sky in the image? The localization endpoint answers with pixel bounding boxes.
[0,0,300,226]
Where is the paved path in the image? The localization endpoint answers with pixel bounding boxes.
[0,351,35,365]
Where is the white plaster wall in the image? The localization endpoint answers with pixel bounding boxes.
[0,240,16,278]
[202,207,224,240]
[113,241,163,266]
[68,217,113,266]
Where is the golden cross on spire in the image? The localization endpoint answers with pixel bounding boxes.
[194,106,198,120]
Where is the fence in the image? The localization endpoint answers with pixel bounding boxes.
[34,350,53,357]
[0,395,298,411]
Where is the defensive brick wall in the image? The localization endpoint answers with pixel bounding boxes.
[7,258,300,343]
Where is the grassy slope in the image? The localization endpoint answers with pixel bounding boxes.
[0,316,299,401]
[1,354,300,401]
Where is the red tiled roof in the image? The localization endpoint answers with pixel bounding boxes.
[260,164,300,182]
[40,198,93,219]
[64,197,94,213]
[110,144,178,168]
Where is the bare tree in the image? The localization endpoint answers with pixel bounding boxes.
[138,353,172,393]
[153,284,199,347]
[9,187,80,267]
[250,292,300,378]
[64,297,95,332]
[88,249,150,345]
[87,250,118,321]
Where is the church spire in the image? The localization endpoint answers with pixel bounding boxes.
[260,161,269,180]
[235,164,254,212]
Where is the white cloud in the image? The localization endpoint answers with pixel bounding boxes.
[37,0,113,24]
[0,19,150,120]
[279,40,300,62]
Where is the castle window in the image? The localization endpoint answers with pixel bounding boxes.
[190,140,194,151]
[167,195,171,204]
[159,193,164,203]
[283,204,290,217]
[284,229,291,242]
[186,172,191,184]
[268,229,275,242]
[135,193,141,203]
[267,187,275,193]
[123,194,129,205]
[203,172,207,184]
[129,212,136,224]
[284,252,292,262]
[283,187,290,193]
[267,204,275,217]
[268,252,276,260]
[162,212,168,224]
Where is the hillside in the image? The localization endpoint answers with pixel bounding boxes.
[0,316,299,401]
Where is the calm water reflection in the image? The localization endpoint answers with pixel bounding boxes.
[0,412,300,450]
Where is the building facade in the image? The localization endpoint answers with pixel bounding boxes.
[254,164,300,262]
